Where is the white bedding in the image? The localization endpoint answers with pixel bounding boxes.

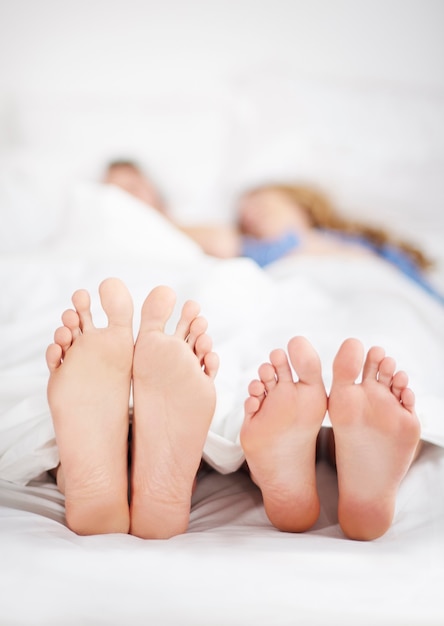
[1,183,443,480]
[1,449,444,625]
[1,184,443,625]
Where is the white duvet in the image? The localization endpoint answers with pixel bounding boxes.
[1,183,443,485]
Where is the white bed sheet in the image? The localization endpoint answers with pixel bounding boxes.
[1,445,444,626]
[1,183,443,625]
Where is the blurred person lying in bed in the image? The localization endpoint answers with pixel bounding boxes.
[103,161,441,302]
[185,182,441,301]
[104,159,168,214]
[47,277,422,542]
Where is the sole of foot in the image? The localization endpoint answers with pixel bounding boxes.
[241,336,327,532]
[328,338,421,540]
[46,278,134,535]
[130,286,218,539]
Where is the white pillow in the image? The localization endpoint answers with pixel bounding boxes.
[0,152,72,252]
[61,182,205,265]
[14,90,233,224]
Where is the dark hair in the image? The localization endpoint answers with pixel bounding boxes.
[106,159,142,171]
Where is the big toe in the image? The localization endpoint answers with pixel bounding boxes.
[139,285,176,333]
[287,336,323,384]
[99,278,134,328]
[332,338,365,385]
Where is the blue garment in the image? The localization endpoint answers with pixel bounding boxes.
[330,230,444,305]
[240,229,444,304]
[241,232,300,268]
[368,241,443,304]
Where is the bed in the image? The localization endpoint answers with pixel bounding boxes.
[1,71,444,625]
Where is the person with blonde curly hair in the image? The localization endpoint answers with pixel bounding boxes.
[186,182,442,301]
[236,183,432,268]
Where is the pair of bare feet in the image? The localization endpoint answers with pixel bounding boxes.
[241,336,421,540]
[46,278,218,539]
[46,278,421,541]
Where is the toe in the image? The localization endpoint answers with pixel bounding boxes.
[248,379,266,398]
[72,289,94,331]
[187,316,208,350]
[287,336,323,385]
[100,278,134,328]
[269,349,294,382]
[203,351,219,379]
[139,285,176,333]
[54,326,73,356]
[391,370,409,401]
[258,362,277,393]
[244,395,261,420]
[46,343,62,372]
[332,338,365,385]
[377,356,396,387]
[175,300,201,339]
[61,309,81,338]
[400,387,416,413]
[194,333,212,363]
[362,346,386,381]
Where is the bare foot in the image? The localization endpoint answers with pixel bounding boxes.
[130,286,219,539]
[240,337,327,532]
[328,338,421,540]
[46,278,134,535]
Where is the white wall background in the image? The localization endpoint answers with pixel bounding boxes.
[0,0,443,266]
[1,0,443,96]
